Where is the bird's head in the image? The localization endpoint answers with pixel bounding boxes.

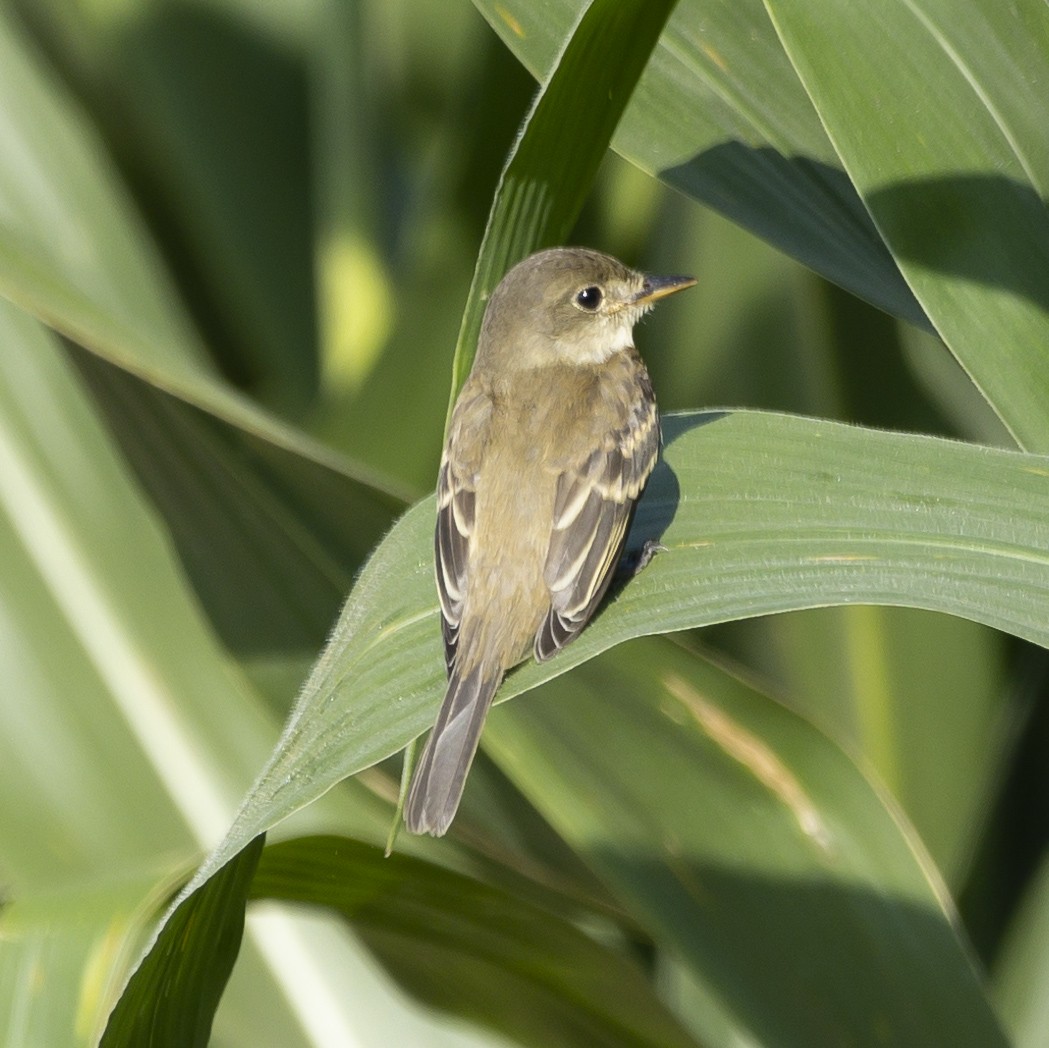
[476,247,695,370]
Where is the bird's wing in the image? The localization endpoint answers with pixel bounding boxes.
[535,383,659,661]
[435,388,492,673]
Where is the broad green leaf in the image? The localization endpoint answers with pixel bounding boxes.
[0,302,277,864]
[649,224,1012,887]
[0,300,395,1047]
[101,836,264,1048]
[104,833,700,1048]
[474,0,924,326]
[659,256,1012,886]
[71,350,398,660]
[451,0,680,398]
[0,5,205,383]
[87,0,320,414]
[484,637,1007,1047]
[185,409,1049,890]
[764,0,1049,450]
[768,606,1008,886]
[251,835,702,1048]
[0,3,407,502]
[0,4,407,658]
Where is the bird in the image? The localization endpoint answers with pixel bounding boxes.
[404,246,695,836]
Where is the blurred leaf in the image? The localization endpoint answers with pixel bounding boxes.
[181,409,1049,893]
[0,301,279,863]
[0,4,206,382]
[0,2,407,501]
[0,297,385,1048]
[0,868,179,1048]
[765,0,1049,450]
[899,323,1015,448]
[474,0,924,326]
[993,852,1049,1048]
[11,0,319,411]
[483,637,1007,1047]
[101,837,264,1048]
[311,0,391,399]
[451,0,680,398]
[105,2,318,412]
[0,2,410,657]
[70,350,399,659]
[767,606,1009,887]
[252,835,702,1048]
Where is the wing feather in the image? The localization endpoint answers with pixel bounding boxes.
[435,390,491,673]
[535,375,659,661]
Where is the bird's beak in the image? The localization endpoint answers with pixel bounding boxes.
[633,273,697,305]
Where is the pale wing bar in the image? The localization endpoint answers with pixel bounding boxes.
[435,458,474,673]
[536,396,659,661]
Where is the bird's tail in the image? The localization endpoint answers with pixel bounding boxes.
[404,659,503,836]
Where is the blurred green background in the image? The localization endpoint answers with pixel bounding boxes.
[2,0,1048,1045]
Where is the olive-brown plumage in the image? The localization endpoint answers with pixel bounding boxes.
[405,247,695,836]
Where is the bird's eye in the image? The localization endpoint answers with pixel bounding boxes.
[575,285,603,311]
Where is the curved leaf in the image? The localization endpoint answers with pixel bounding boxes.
[0,5,408,502]
[486,637,1008,1047]
[768,604,1007,887]
[101,837,264,1048]
[0,296,375,1047]
[71,352,397,657]
[764,0,1049,450]
[451,0,680,397]
[474,0,924,325]
[189,409,1049,885]
[253,835,702,1048]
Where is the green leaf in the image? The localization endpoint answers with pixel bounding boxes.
[474,0,924,325]
[0,868,181,1048]
[0,3,407,503]
[252,835,702,1048]
[95,1,320,413]
[185,409,1049,889]
[993,852,1049,1048]
[0,295,363,1046]
[0,5,205,384]
[484,637,1008,1047]
[100,836,264,1048]
[0,301,283,864]
[70,351,399,658]
[764,0,1049,450]
[451,0,680,397]
[766,605,1008,887]
[0,0,407,661]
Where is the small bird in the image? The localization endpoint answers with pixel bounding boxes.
[404,247,695,836]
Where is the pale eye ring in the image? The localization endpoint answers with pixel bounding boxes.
[575,285,603,311]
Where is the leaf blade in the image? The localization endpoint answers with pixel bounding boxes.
[252,835,702,1048]
[451,0,681,398]
[100,837,265,1048]
[190,409,1049,885]
[485,638,1008,1047]
[764,0,1049,448]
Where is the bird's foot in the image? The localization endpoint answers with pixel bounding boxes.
[619,538,667,579]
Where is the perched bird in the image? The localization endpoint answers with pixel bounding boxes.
[405,247,695,836]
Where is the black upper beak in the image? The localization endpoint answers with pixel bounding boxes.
[633,273,698,305]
